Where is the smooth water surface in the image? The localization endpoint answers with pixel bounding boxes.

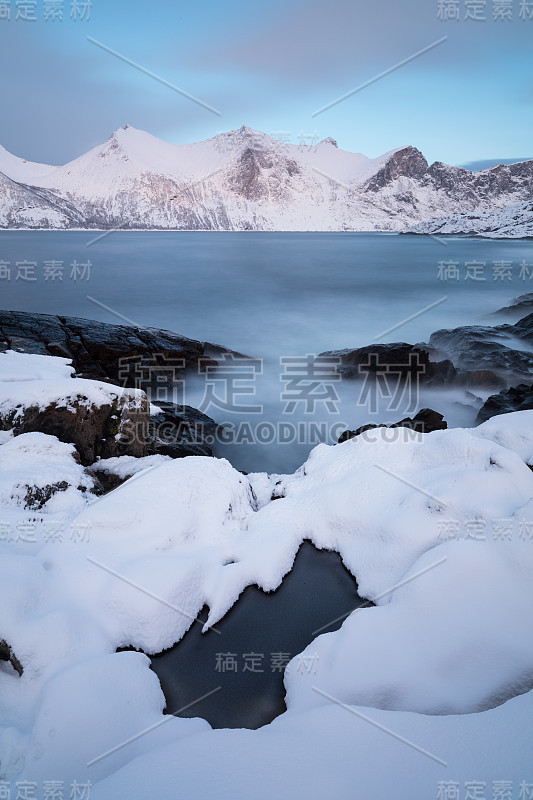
[2,231,532,470]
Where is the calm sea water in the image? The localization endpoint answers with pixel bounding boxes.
[2,231,532,471]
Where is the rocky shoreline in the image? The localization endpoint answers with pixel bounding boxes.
[2,302,533,476]
[0,311,235,465]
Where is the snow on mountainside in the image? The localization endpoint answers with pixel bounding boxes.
[406,199,533,238]
[0,144,56,183]
[0,125,532,232]
[0,170,84,229]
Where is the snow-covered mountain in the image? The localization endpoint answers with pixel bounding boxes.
[1,125,532,232]
[406,199,533,238]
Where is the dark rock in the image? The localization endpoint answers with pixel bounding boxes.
[421,159,533,204]
[457,370,506,391]
[148,402,224,459]
[0,639,10,661]
[0,309,230,382]
[338,408,447,443]
[320,312,533,393]
[476,383,533,424]
[427,326,533,377]
[85,468,119,495]
[390,407,447,433]
[0,639,23,676]
[318,342,455,385]
[365,146,429,192]
[24,480,70,509]
[338,424,384,443]
[493,293,533,318]
[339,426,385,444]
[426,312,533,383]
[270,480,286,501]
[510,311,533,344]
[320,137,338,148]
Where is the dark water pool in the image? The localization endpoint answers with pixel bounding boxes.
[147,542,366,729]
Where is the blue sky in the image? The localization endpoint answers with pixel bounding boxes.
[0,0,532,167]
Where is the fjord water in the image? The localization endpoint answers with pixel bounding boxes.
[2,231,532,471]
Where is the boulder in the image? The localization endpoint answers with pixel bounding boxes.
[476,383,533,424]
[0,309,241,383]
[148,402,224,459]
[427,313,533,383]
[0,639,22,676]
[338,408,447,443]
[321,311,533,397]
[0,391,150,466]
[493,293,533,318]
[318,342,456,385]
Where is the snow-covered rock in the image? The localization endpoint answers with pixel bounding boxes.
[0,431,94,513]
[0,351,149,464]
[406,200,533,238]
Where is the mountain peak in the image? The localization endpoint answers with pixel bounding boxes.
[3,127,532,234]
[364,145,429,192]
[111,124,137,138]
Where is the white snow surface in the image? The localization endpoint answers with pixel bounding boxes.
[407,200,533,238]
[0,144,57,183]
[89,454,172,480]
[1,349,533,795]
[0,350,147,422]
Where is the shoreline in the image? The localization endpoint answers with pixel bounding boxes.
[1,228,530,240]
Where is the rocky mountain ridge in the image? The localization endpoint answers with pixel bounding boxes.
[1,125,531,232]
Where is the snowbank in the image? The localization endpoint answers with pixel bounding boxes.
[1,348,532,796]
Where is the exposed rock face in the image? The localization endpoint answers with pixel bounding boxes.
[0,171,83,230]
[510,311,533,343]
[365,146,429,191]
[476,383,533,424]
[338,407,447,443]
[148,402,224,459]
[322,311,533,394]
[426,162,471,193]
[0,639,22,676]
[0,310,214,382]
[427,312,533,382]
[24,479,71,509]
[318,342,456,385]
[319,320,519,393]
[0,431,97,514]
[0,392,149,466]
[494,293,533,318]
